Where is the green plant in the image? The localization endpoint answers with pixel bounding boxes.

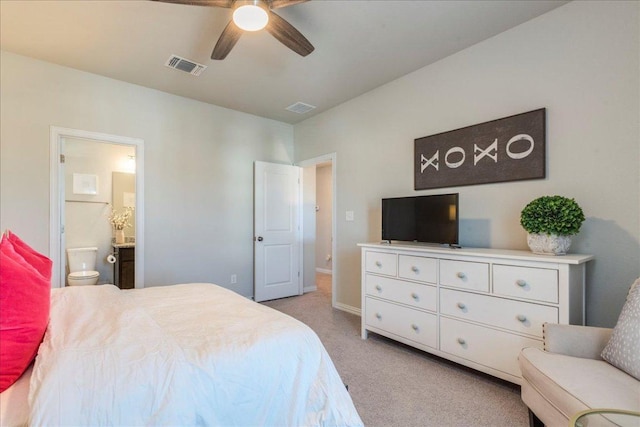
[520,195,585,236]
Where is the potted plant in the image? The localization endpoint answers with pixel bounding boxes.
[108,207,134,244]
[520,195,585,255]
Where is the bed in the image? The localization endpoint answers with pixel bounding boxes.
[0,283,363,426]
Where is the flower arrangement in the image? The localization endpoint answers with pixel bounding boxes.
[108,207,134,231]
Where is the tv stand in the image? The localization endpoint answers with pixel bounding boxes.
[358,243,593,384]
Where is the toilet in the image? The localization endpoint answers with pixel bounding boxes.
[67,247,100,286]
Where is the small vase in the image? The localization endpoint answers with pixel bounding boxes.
[115,229,125,244]
[527,233,571,256]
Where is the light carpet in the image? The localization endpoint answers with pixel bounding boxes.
[262,273,529,427]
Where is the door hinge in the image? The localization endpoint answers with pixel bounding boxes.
[61,225,65,233]
[59,154,65,163]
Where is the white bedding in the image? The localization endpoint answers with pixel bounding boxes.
[27,284,363,426]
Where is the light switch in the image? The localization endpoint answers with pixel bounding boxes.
[346,210,354,221]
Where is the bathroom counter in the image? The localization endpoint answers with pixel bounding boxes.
[112,243,135,249]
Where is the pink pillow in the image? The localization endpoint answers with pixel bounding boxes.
[7,232,52,281]
[0,234,51,392]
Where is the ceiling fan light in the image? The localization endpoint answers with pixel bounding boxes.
[233,4,269,32]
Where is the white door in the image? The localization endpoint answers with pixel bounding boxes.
[254,161,301,302]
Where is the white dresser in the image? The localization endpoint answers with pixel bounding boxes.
[359,243,593,384]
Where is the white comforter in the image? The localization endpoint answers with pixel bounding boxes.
[28,284,363,426]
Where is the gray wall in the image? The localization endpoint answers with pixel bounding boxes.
[0,51,294,298]
[293,1,640,327]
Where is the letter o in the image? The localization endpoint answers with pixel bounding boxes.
[445,147,466,168]
[506,134,535,159]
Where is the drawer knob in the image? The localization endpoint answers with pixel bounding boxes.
[411,292,419,300]
[517,314,527,323]
[457,337,466,345]
[375,285,382,291]
[411,324,419,331]
[516,279,527,287]
[375,261,382,267]
[375,313,382,320]
[457,302,466,310]
[411,266,419,273]
[457,272,466,279]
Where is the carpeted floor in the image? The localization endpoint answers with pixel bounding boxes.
[263,273,529,427]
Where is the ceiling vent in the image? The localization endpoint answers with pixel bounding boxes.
[165,55,207,76]
[286,102,316,114]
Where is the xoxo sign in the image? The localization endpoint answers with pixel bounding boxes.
[414,109,546,190]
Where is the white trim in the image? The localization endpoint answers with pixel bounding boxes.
[303,285,318,293]
[315,268,333,274]
[297,153,337,309]
[334,302,361,317]
[49,127,144,289]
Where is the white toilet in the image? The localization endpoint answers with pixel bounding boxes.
[67,247,100,286]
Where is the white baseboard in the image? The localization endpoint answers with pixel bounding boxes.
[315,268,333,274]
[333,302,361,317]
[303,285,317,293]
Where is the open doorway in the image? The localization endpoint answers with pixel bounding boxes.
[298,153,336,307]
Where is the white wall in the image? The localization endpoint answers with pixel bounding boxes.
[0,51,294,298]
[293,1,640,327]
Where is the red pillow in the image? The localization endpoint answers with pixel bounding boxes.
[0,234,51,392]
[7,232,52,281]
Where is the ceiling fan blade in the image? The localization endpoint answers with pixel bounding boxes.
[152,0,234,7]
[269,0,309,9]
[211,20,243,60]
[265,11,314,57]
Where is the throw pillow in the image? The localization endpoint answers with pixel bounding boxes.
[7,231,52,280]
[601,278,640,380]
[0,234,51,392]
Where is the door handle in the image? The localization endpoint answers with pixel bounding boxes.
[256,236,263,242]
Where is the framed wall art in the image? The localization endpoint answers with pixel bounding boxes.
[414,108,546,190]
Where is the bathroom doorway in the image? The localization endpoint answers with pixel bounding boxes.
[298,153,336,308]
[50,127,144,289]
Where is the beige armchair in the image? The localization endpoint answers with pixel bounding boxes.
[519,323,639,427]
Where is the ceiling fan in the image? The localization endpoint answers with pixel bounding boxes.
[154,0,314,60]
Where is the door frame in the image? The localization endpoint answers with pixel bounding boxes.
[297,152,337,309]
[49,126,145,288]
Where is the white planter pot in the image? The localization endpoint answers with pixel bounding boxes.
[527,233,572,256]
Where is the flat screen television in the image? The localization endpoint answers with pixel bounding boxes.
[382,193,459,245]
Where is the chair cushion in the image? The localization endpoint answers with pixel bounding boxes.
[519,347,640,420]
[601,278,640,380]
[0,233,51,392]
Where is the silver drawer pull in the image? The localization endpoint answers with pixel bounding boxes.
[457,337,466,345]
[457,302,466,310]
[375,261,382,267]
[457,272,466,279]
[375,313,382,320]
[411,324,419,331]
[375,285,382,291]
[411,293,419,300]
[516,279,527,287]
[517,314,527,322]
[411,266,419,273]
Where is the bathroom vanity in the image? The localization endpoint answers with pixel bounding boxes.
[112,244,135,289]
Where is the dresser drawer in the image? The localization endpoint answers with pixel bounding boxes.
[365,297,437,348]
[366,274,436,312]
[493,265,559,303]
[440,317,542,378]
[398,255,437,284]
[440,288,557,338]
[440,260,489,292]
[365,251,397,276]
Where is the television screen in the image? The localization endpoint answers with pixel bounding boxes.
[382,193,459,245]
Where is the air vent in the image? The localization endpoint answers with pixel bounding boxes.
[165,55,207,76]
[286,102,316,114]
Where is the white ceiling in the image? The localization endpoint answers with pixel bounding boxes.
[0,0,568,124]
